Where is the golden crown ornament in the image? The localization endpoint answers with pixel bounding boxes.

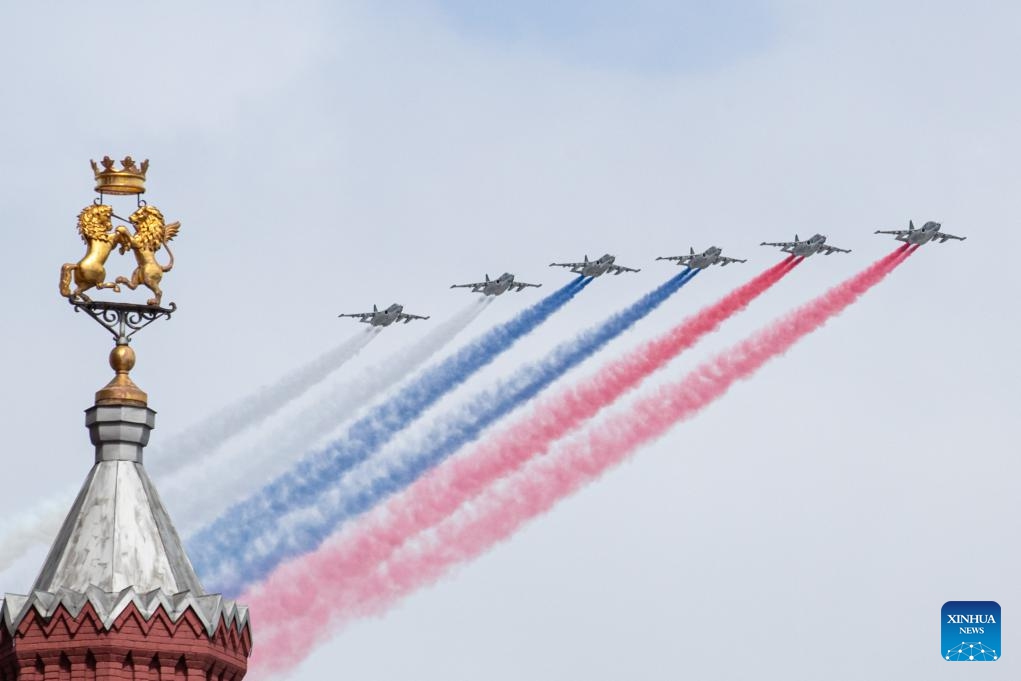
[60,156,180,407]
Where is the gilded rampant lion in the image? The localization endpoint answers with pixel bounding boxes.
[115,205,180,307]
[59,204,124,301]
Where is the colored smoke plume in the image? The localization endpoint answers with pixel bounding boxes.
[255,257,794,606]
[189,278,589,585]
[0,329,383,571]
[150,328,380,478]
[208,268,695,595]
[244,246,912,674]
[167,298,491,534]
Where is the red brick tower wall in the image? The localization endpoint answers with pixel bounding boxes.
[0,603,250,681]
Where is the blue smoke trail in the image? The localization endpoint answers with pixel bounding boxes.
[188,277,589,581]
[165,297,493,536]
[204,268,696,595]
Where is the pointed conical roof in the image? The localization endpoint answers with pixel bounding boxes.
[31,404,204,596]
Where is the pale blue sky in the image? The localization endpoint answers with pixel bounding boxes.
[0,2,1018,680]
[425,0,774,72]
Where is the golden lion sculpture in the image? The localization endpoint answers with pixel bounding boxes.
[59,204,124,302]
[115,205,180,307]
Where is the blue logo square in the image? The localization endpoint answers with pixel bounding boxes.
[942,601,1000,661]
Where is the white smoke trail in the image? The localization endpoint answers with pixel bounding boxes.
[0,496,69,575]
[0,330,379,573]
[169,297,492,534]
[148,328,380,478]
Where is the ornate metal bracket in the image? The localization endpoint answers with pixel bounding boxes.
[71,299,177,345]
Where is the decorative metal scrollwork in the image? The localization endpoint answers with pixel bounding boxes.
[71,299,176,344]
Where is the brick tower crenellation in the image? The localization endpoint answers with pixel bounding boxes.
[0,401,252,681]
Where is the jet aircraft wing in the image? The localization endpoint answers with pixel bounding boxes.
[338,312,373,322]
[397,312,430,324]
[819,244,851,255]
[717,255,747,266]
[607,263,640,275]
[512,281,542,291]
[655,254,693,265]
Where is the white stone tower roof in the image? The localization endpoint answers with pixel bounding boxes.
[32,405,204,595]
[2,402,249,635]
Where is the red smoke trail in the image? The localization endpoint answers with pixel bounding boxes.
[243,257,791,670]
[246,247,911,675]
[309,259,799,585]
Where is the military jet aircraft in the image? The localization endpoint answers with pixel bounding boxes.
[874,220,965,245]
[338,303,429,327]
[760,234,851,257]
[450,273,542,296]
[656,246,747,269]
[549,254,640,277]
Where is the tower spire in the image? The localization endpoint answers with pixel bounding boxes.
[1,158,251,681]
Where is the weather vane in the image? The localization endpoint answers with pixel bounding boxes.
[59,156,181,405]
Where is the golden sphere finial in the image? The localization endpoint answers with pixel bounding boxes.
[110,343,136,374]
[95,342,147,406]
